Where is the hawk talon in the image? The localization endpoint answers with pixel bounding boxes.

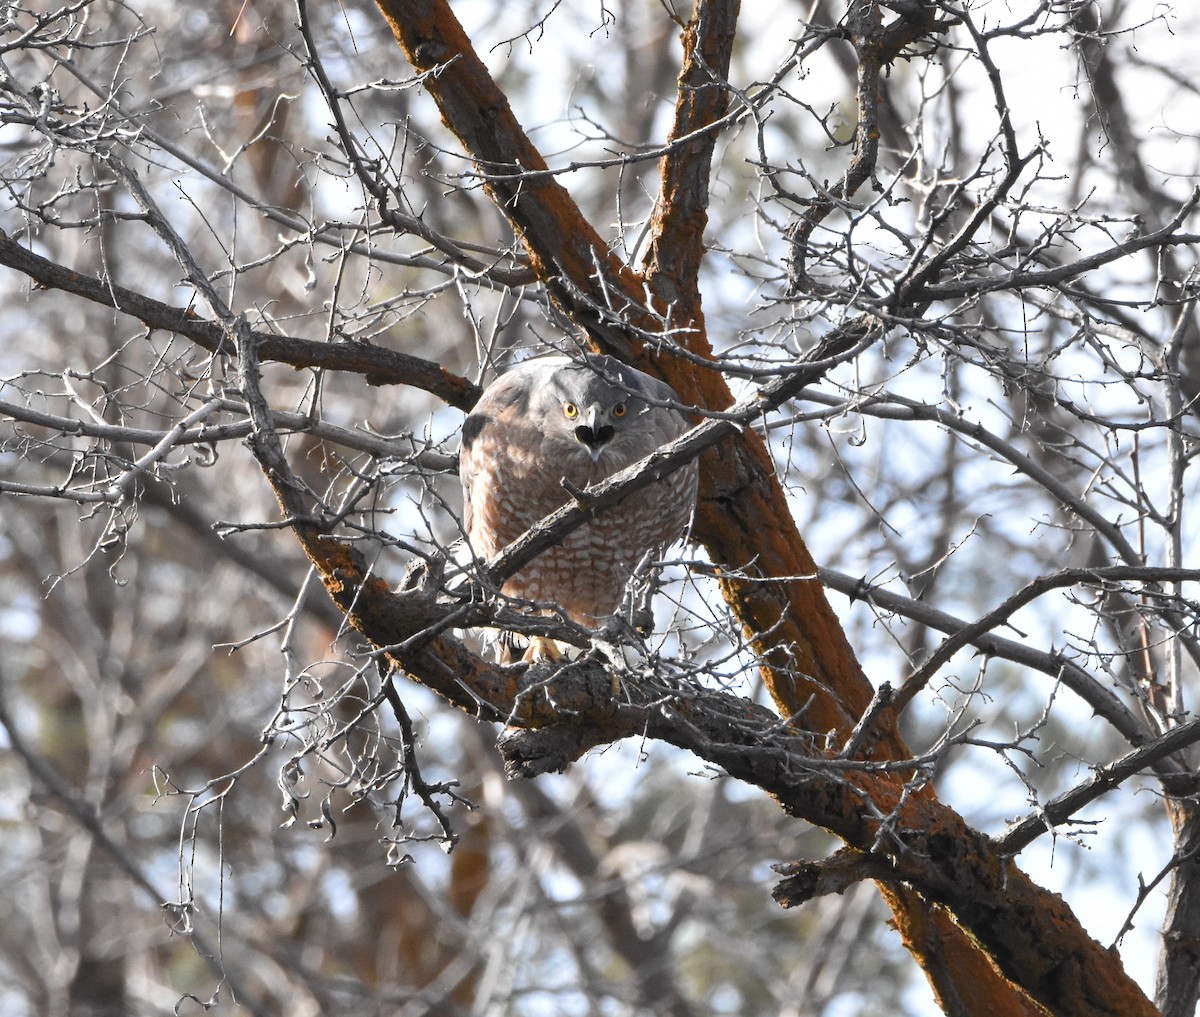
[521,635,564,664]
[496,631,567,665]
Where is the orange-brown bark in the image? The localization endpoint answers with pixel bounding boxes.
[880,885,1049,1017]
[373,0,868,734]
[266,482,1155,1015]
[636,8,1040,1011]
[640,1,739,314]
[288,3,1162,1015]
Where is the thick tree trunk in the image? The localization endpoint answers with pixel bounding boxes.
[304,3,1166,1014]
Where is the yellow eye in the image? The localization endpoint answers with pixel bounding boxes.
[563,402,579,419]
[612,403,627,418]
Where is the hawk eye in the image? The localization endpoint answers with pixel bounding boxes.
[563,402,579,419]
[612,402,627,418]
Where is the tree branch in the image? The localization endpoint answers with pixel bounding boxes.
[996,717,1200,856]
[640,0,741,317]
[0,229,480,411]
[818,564,1166,763]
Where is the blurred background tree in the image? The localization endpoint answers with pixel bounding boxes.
[2,2,1199,1015]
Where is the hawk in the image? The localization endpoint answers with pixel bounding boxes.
[459,354,697,655]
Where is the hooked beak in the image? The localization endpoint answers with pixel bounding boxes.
[573,404,615,461]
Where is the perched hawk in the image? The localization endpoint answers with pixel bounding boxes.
[460,354,697,654]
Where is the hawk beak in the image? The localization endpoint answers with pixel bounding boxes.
[574,404,615,460]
